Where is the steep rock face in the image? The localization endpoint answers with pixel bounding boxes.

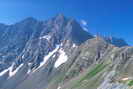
[0,14,132,89]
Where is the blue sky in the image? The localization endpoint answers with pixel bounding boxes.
[0,0,133,45]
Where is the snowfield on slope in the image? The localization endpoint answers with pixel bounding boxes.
[54,48,68,68]
[0,63,24,77]
[39,35,51,41]
[38,45,60,69]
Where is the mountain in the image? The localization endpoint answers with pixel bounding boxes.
[104,36,128,47]
[0,14,132,89]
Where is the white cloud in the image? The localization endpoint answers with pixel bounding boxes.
[80,19,89,32]
[80,20,87,26]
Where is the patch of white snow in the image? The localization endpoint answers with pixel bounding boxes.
[40,35,51,41]
[28,63,32,66]
[54,48,68,68]
[57,86,61,89]
[9,63,23,77]
[38,45,60,69]
[72,44,77,48]
[0,69,9,77]
[22,55,25,59]
[27,69,31,74]
[0,63,23,77]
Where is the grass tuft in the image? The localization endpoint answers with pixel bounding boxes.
[128,80,133,86]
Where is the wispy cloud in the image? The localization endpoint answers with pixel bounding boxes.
[80,19,87,26]
[80,19,89,32]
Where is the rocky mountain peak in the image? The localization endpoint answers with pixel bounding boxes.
[15,17,38,26]
[64,19,93,44]
[55,13,65,20]
[22,17,37,22]
[41,14,93,45]
[50,14,67,25]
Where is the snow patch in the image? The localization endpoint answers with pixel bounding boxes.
[38,45,60,69]
[22,55,24,59]
[54,48,68,68]
[27,63,32,74]
[60,43,63,46]
[28,63,32,66]
[53,54,56,58]
[0,63,23,77]
[27,69,31,74]
[0,68,9,77]
[72,44,77,48]
[40,35,51,41]
[57,86,61,89]
[9,63,23,77]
